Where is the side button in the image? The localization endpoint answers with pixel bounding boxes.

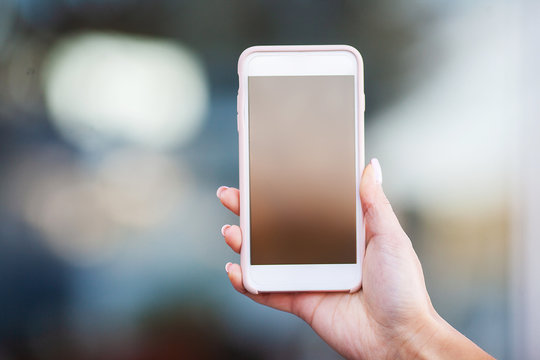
[362,93,366,112]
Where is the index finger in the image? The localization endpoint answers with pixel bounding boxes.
[217,186,240,215]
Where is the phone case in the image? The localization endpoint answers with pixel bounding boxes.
[237,45,365,294]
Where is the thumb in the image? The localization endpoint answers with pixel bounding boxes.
[360,158,405,244]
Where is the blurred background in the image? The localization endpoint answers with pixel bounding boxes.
[0,0,537,359]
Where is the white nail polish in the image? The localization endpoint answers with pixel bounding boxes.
[225,262,232,273]
[221,224,230,236]
[370,158,383,185]
[216,186,228,198]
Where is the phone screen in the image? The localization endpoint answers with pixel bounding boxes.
[248,75,356,265]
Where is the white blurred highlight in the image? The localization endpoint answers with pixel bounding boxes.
[42,32,208,150]
[368,4,520,216]
[2,147,188,266]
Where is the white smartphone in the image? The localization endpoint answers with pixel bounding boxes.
[237,45,365,293]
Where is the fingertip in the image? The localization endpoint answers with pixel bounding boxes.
[220,188,240,215]
[227,263,247,293]
[370,158,383,185]
[361,159,382,189]
[219,187,241,216]
[360,162,377,203]
[224,225,242,254]
[217,186,229,198]
[360,160,405,244]
[221,224,231,237]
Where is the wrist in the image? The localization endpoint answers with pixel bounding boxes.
[395,312,446,360]
[395,311,493,360]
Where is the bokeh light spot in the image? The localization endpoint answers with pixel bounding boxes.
[42,32,209,151]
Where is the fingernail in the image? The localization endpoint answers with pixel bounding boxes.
[225,262,232,273]
[216,186,228,198]
[370,158,383,185]
[221,224,231,236]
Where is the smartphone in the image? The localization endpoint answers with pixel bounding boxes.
[237,45,365,293]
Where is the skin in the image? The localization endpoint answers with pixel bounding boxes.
[217,162,494,360]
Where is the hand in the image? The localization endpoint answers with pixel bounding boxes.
[217,159,493,359]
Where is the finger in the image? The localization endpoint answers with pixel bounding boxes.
[225,262,247,293]
[360,158,406,244]
[225,262,298,314]
[221,224,242,253]
[217,186,240,216]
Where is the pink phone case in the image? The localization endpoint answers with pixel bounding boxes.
[237,45,365,294]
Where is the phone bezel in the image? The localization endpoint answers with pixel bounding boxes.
[238,45,365,293]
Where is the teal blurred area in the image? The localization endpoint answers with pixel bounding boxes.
[0,0,529,359]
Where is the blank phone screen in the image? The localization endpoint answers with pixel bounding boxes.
[248,75,356,265]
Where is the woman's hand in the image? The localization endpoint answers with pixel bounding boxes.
[217,159,493,359]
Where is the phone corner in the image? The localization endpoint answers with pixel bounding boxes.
[241,267,260,295]
[238,46,261,72]
[349,277,363,293]
[340,45,364,67]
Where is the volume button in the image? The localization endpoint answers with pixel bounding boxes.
[237,93,240,132]
[362,93,366,112]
